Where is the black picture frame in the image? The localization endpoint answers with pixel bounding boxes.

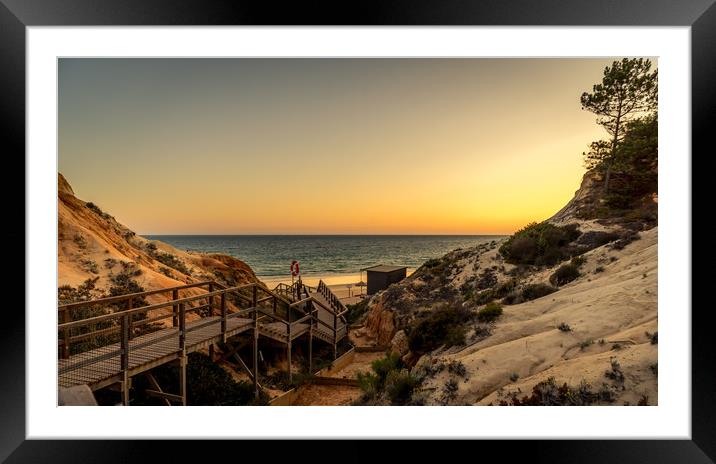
[2,0,713,462]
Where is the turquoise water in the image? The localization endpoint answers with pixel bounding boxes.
[144,235,502,280]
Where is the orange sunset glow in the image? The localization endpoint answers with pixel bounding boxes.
[59,58,617,235]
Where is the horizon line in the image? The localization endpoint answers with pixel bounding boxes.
[140,233,510,237]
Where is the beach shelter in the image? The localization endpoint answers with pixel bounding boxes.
[361,265,407,295]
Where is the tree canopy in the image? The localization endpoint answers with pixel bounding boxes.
[580,58,657,192]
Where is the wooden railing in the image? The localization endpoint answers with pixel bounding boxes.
[58,279,349,371]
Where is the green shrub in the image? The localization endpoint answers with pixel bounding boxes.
[509,372,520,382]
[158,267,173,277]
[407,304,472,354]
[604,357,625,383]
[579,339,594,351]
[423,258,441,269]
[499,222,581,266]
[473,279,516,305]
[447,360,468,379]
[477,302,503,323]
[499,377,616,406]
[440,378,459,405]
[610,231,641,250]
[520,283,557,302]
[570,255,586,267]
[153,252,191,275]
[550,263,581,286]
[356,353,421,405]
[370,352,402,389]
[80,259,99,274]
[73,233,87,249]
[384,369,420,405]
[85,202,103,216]
[557,322,572,332]
[345,299,370,324]
[133,353,268,405]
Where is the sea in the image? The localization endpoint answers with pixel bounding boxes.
[144,235,503,285]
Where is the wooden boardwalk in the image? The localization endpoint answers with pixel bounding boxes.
[57,280,350,405]
[59,315,253,391]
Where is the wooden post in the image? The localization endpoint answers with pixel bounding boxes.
[207,283,214,317]
[209,343,215,361]
[178,301,188,406]
[287,327,292,384]
[308,302,313,374]
[178,355,187,406]
[287,295,292,382]
[60,310,70,360]
[120,313,130,405]
[333,306,338,360]
[172,289,179,327]
[127,297,134,340]
[220,292,227,343]
[252,285,259,398]
[179,303,186,351]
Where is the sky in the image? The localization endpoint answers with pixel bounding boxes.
[59,58,625,235]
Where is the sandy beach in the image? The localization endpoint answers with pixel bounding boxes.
[259,271,416,304]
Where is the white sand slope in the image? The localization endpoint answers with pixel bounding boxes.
[421,226,658,405]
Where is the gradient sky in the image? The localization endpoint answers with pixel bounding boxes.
[59,58,627,235]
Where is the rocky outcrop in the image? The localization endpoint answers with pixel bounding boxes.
[548,169,603,224]
[390,330,409,357]
[365,298,395,346]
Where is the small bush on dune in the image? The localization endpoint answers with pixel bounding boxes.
[80,259,99,274]
[423,258,441,269]
[85,202,104,216]
[574,231,620,250]
[73,233,87,249]
[357,353,422,405]
[500,283,556,305]
[570,255,586,267]
[473,279,516,305]
[558,322,572,332]
[477,302,503,323]
[579,339,594,351]
[604,357,625,383]
[153,252,191,275]
[500,377,616,406]
[158,267,173,277]
[499,222,581,266]
[609,230,641,250]
[440,378,459,405]
[384,369,421,405]
[447,360,468,379]
[520,283,557,302]
[345,299,370,324]
[550,263,581,286]
[408,304,472,354]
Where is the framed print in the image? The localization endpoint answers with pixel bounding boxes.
[3,0,714,461]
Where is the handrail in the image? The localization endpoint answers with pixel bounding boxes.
[58,279,349,369]
[291,314,312,326]
[58,280,214,311]
[59,285,252,331]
